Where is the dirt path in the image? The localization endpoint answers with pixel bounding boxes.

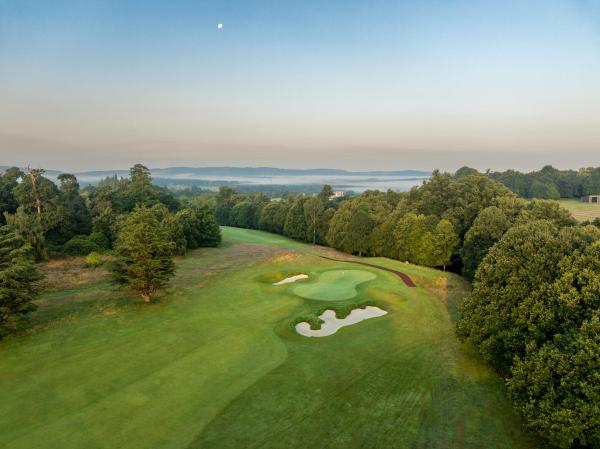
[318,255,417,287]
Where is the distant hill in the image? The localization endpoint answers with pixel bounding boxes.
[0,165,430,180]
[147,167,431,178]
[0,165,430,194]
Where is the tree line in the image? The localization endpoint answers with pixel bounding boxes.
[465,164,600,199]
[212,171,580,276]
[0,164,221,335]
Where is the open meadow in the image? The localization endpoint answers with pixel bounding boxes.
[0,227,538,449]
[557,199,600,222]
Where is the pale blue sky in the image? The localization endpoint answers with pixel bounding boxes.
[1,0,599,170]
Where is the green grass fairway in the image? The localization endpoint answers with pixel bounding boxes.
[293,269,376,301]
[0,226,539,449]
[558,199,600,221]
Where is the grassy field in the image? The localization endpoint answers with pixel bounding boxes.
[558,199,600,221]
[0,227,539,449]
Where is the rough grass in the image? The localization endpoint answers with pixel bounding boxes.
[0,226,539,449]
[37,256,110,292]
[557,199,600,221]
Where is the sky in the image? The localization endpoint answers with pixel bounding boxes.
[0,0,599,172]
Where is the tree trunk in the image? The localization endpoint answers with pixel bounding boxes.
[28,170,42,215]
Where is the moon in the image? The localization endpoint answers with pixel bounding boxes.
[217,23,223,29]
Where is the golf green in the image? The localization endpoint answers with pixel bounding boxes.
[293,269,376,301]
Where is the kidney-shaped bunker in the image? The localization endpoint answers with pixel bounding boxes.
[295,306,387,337]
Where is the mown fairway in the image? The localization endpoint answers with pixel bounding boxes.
[558,199,600,221]
[0,227,538,449]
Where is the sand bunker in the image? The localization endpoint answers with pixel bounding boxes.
[295,306,388,337]
[273,274,309,285]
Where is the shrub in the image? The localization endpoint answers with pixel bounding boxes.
[88,231,110,250]
[62,235,100,256]
[85,252,104,269]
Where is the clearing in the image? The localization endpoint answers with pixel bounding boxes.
[0,226,539,449]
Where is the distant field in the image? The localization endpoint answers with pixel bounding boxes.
[0,227,538,449]
[558,199,600,221]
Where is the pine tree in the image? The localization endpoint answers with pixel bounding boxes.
[4,208,47,261]
[110,207,176,302]
[0,167,21,225]
[0,226,42,336]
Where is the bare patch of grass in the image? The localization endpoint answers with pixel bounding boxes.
[38,256,111,292]
[269,252,300,263]
[428,276,449,302]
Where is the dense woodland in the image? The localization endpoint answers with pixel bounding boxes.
[1,164,600,448]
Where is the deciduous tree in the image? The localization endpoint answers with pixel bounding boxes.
[283,196,307,241]
[303,196,324,244]
[508,313,600,449]
[431,219,458,270]
[457,221,599,372]
[176,206,221,249]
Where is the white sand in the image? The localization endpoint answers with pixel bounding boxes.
[273,274,308,285]
[295,306,388,337]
